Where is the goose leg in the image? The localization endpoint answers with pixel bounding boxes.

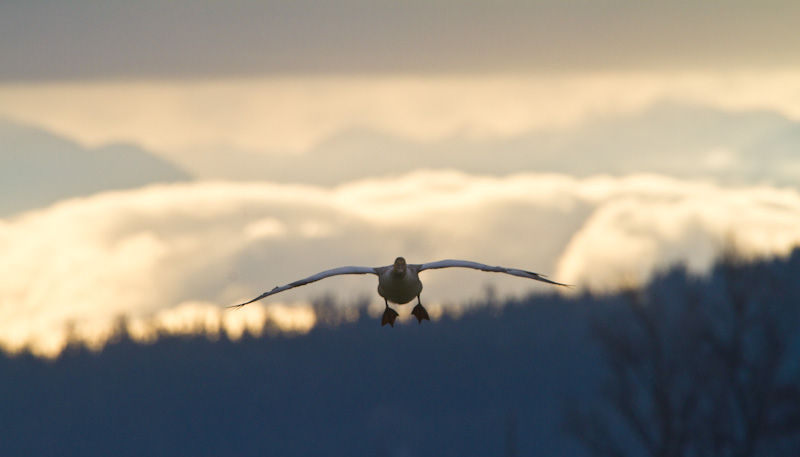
[381,298,399,327]
[411,295,430,324]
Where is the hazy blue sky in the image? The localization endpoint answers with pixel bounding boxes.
[2,1,800,356]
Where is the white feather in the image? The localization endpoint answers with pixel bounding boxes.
[231,258,568,309]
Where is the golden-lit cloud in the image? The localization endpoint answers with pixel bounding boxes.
[3,73,800,158]
[4,1,800,362]
[556,177,800,289]
[1,171,798,356]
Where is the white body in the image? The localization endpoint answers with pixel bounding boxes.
[377,262,423,305]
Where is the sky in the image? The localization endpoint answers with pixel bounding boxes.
[2,0,800,356]
[3,0,800,79]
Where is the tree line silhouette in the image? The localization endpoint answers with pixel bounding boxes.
[570,246,800,457]
[1,247,798,456]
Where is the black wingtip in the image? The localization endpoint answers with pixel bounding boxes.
[226,293,269,310]
[533,272,572,288]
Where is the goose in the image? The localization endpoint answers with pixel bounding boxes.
[231,257,569,327]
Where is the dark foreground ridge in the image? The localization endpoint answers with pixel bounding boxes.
[2,248,799,457]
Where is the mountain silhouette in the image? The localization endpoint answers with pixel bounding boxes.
[165,102,800,189]
[0,119,191,216]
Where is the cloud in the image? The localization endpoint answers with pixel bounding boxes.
[3,74,800,168]
[1,171,798,356]
[556,177,800,289]
[0,76,652,154]
[2,1,800,80]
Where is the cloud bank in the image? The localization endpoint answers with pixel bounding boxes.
[3,1,800,80]
[4,73,800,158]
[2,171,798,356]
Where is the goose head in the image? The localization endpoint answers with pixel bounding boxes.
[392,257,407,274]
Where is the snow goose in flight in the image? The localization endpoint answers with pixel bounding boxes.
[231,257,568,327]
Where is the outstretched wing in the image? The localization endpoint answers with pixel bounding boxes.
[230,266,380,308]
[415,259,569,287]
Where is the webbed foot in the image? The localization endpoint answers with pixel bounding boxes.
[382,307,399,327]
[411,304,430,324]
